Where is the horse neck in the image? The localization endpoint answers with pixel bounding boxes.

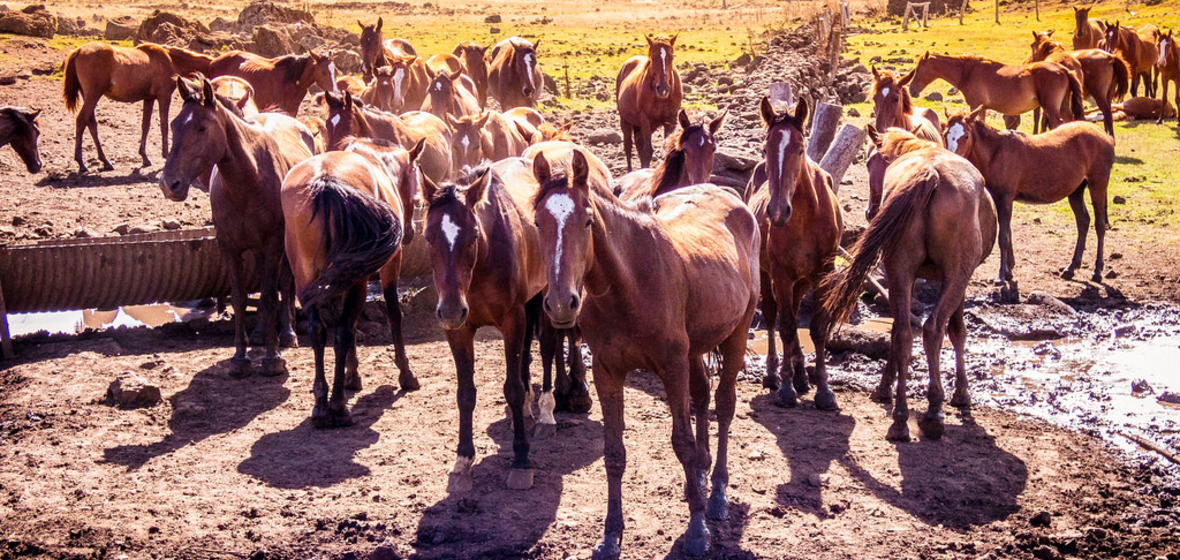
[582,193,664,305]
[964,123,1004,171]
[359,108,411,146]
[791,158,823,210]
[928,56,968,88]
[215,107,272,196]
[0,114,14,147]
[651,148,688,197]
[171,51,211,75]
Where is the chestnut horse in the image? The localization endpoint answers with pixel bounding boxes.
[945,108,1114,284]
[616,34,683,171]
[422,70,481,120]
[908,51,1084,131]
[488,37,543,109]
[452,40,489,107]
[1157,31,1180,125]
[209,50,338,115]
[1072,6,1106,50]
[533,149,759,558]
[62,42,213,172]
[824,128,996,441]
[1102,21,1160,97]
[615,109,726,201]
[745,97,844,410]
[1029,30,1130,136]
[322,91,453,183]
[870,66,943,143]
[282,146,415,428]
[446,110,532,170]
[159,76,315,377]
[0,106,42,173]
[357,18,415,79]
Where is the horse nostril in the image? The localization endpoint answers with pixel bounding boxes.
[543,298,553,314]
[570,295,580,311]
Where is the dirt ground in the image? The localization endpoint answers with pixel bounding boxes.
[2,29,1180,560]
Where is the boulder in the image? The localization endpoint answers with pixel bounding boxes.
[134,10,208,46]
[332,49,363,74]
[0,4,57,38]
[250,23,295,57]
[828,326,890,360]
[237,0,314,29]
[104,16,137,41]
[588,129,622,145]
[107,372,162,409]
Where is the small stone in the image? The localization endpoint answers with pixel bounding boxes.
[12,215,27,226]
[806,473,823,487]
[1113,195,1127,204]
[1032,544,1061,560]
[129,224,161,235]
[848,107,860,117]
[113,223,131,235]
[1158,391,1180,405]
[1131,379,1153,394]
[747,449,766,461]
[1030,510,1052,527]
[489,26,500,34]
[483,14,501,23]
[107,372,162,409]
[924,91,943,102]
[369,545,400,560]
[162,218,182,230]
[587,129,622,145]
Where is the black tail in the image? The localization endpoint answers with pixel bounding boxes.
[298,177,402,309]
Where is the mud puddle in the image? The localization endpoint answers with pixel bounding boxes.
[6,302,217,337]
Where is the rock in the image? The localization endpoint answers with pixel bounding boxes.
[828,326,889,360]
[484,14,501,23]
[489,26,500,34]
[332,49,363,74]
[299,33,325,51]
[732,52,752,67]
[369,545,400,560]
[1030,511,1052,528]
[848,107,860,117]
[135,11,208,46]
[107,372,162,409]
[1025,291,1076,316]
[717,75,734,87]
[1131,379,1153,394]
[0,4,57,38]
[104,16,137,40]
[587,129,622,145]
[713,149,758,172]
[250,23,294,57]
[0,75,16,86]
[161,218,182,230]
[542,73,556,95]
[924,91,943,102]
[1031,545,1062,560]
[1113,195,1126,204]
[129,224,161,235]
[948,87,959,95]
[237,0,314,28]
[1158,391,1180,405]
[806,473,823,487]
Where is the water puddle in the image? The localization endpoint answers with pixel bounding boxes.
[7,302,215,337]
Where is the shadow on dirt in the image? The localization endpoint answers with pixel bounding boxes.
[411,413,603,559]
[37,169,159,189]
[237,384,404,488]
[103,357,291,470]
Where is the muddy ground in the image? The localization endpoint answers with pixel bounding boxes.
[2,30,1180,560]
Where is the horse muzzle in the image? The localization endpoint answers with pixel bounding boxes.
[26,159,41,174]
[768,205,793,228]
[543,291,580,329]
[436,301,469,330]
[522,86,535,98]
[655,85,671,99]
[158,176,191,202]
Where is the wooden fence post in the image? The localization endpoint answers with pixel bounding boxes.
[818,124,867,193]
[807,101,843,162]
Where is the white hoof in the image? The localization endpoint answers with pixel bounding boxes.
[538,390,556,426]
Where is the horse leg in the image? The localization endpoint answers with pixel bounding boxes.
[1174,77,1179,125]
[1095,90,1115,136]
[948,303,971,408]
[688,355,711,499]
[788,283,811,398]
[533,296,558,439]
[1090,177,1109,282]
[708,320,750,521]
[565,329,593,413]
[381,261,419,391]
[446,326,478,493]
[73,99,90,173]
[278,258,299,349]
[809,275,838,411]
[307,305,330,425]
[88,111,113,171]
[663,357,710,557]
[1062,183,1090,280]
[158,94,171,163]
[256,249,286,377]
[502,307,534,490]
[621,120,634,173]
[1002,114,1020,130]
[886,271,915,442]
[1158,75,1171,125]
[772,281,800,408]
[319,285,364,428]
[638,123,655,169]
[1032,107,1042,134]
[760,272,780,390]
[995,198,1016,284]
[917,274,967,441]
[223,246,252,377]
[591,359,627,560]
[138,98,153,168]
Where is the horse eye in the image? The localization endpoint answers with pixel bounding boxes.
[584,218,592,228]
[198,125,207,133]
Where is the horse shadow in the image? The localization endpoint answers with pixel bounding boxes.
[845,409,1028,530]
[663,501,756,560]
[749,393,856,519]
[411,414,603,559]
[102,357,291,470]
[237,385,402,488]
[36,169,159,189]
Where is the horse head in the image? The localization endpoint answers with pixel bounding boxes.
[323,90,361,151]
[303,50,339,96]
[2,106,41,173]
[1101,21,1121,53]
[906,51,937,96]
[161,76,226,202]
[943,106,987,157]
[646,34,678,99]
[533,150,593,329]
[759,96,809,227]
[671,109,724,186]
[428,69,463,118]
[372,66,397,111]
[447,112,489,170]
[1160,30,1175,67]
[358,17,385,76]
[387,54,418,111]
[513,39,540,99]
[452,41,488,86]
[421,166,494,330]
[871,66,915,133]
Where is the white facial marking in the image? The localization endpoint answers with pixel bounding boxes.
[1160,39,1169,65]
[946,122,966,152]
[183,113,193,126]
[775,131,790,180]
[699,134,707,147]
[524,53,536,91]
[329,62,339,94]
[881,86,891,98]
[329,114,341,127]
[544,193,575,277]
[441,213,461,251]
[393,68,405,103]
[660,47,667,68]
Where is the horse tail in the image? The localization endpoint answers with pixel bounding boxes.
[821,169,939,327]
[63,49,82,113]
[1111,54,1131,100]
[1067,73,1086,121]
[297,177,402,309]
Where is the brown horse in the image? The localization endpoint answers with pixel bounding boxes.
[1102,21,1160,97]
[533,149,759,558]
[1073,6,1106,50]
[616,34,683,171]
[745,97,844,410]
[159,76,315,377]
[1029,30,1130,136]
[452,40,489,107]
[870,66,943,144]
[908,51,1085,131]
[357,18,415,79]
[282,147,414,428]
[1117,95,1177,119]
[1157,31,1180,124]
[522,141,615,196]
[824,128,996,441]
[422,69,481,120]
[380,54,434,113]
[209,50,338,115]
[322,91,453,183]
[945,108,1114,284]
[0,106,42,173]
[488,37,543,109]
[446,110,531,169]
[62,42,213,172]
[338,67,397,112]
[616,109,726,201]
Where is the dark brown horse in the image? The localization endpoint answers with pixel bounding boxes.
[209,50,337,116]
[824,127,996,441]
[615,109,725,201]
[322,91,453,183]
[870,66,942,143]
[1157,31,1180,124]
[1073,6,1106,50]
[422,69,481,120]
[745,97,844,410]
[1102,21,1160,97]
[62,42,213,172]
[282,147,412,428]
[945,108,1114,284]
[533,149,759,558]
[452,40,489,107]
[159,76,315,377]
[616,34,683,171]
[1029,30,1130,136]
[357,18,415,79]
[0,106,42,173]
[488,37,543,109]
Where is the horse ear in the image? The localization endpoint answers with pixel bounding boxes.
[898,67,915,86]
[922,50,930,60]
[376,17,383,31]
[474,111,490,128]
[1047,29,1054,37]
[969,105,987,121]
[465,167,492,207]
[445,113,460,128]
[793,97,809,128]
[178,76,198,103]
[1032,31,1039,40]
[29,109,41,121]
[709,111,727,135]
[645,34,653,46]
[759,96,776,127]
[409,138,426,163]
[570,150,590,193]
[201,79,215,108]
[533,153,552,184]
[357,20,364,30]
[865,124,881,148]
[345,90,354,110]
[514,121,534,143]
[450,68,464,80]
[670,34,678,47]
[678,109,691,130]
[871,65,880,80]
[324,91,343,108]
[532,39,540,52]
[420,174,438,204]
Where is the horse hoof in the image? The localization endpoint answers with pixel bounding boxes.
[591,532,622,560]
[77,164,88,174]
[101,161,114,171]
[774,393,798,409]
[762,374,779,390]
[870,388,893,404]
[312,407,354,429]
[505,468,534,490]
[1060,268,1075,280]
[399,372,421,392]
[707,489,728,521]
[565,386,593,414]
[279,331,299,348]
[229,357,254,378]
[344,372,363,391]
[793,376,811,396]
[533,422,557,440]
[918,414,945,440]
[447,471,473,493]
[814,388,838,411]
[885,421,911,442]
[683,515,710,557]
[260,356,286,377]
[950,392,972,408]
[1091,272,1103,283]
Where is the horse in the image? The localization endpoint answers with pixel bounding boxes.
[616,34,683,172]
[452,40,489,106]
[159,76,315,377]
[1157,31,1180,125]
[338,67,397,112]
[1102,21,1160,97]
[1029,30,1130,136]
[1073,6,1106,50]
[282,144,418,428]
[823,127,996,441]
[322,91,453,183]
[870,66,943,143]
[532,149,759,558]
[908,51,1085,132]
[357,18,415,79]
[209,50,338,115]
[0,106,42,173]
[1116,96,1177,119]
[522,141,616,196]
[446,110,531,170]
[745,97,844,410]
[488,37,542,109]
[615,109,725,201]
[62,42,214,172]
[381,54,435,113]
[422,70,481,121]
[426,53,464,76]
[945,107,1114,284]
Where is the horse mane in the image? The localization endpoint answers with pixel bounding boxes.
[648,35,674,49]
[257,53,311,84]
[649,127,693,197]
[877,128,938,159]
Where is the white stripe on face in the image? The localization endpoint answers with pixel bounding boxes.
[881,86,890,98]
[946,122,966,152]
[775,130,790,182]
[441,213,461,251]
[393,68,405,104]
[329,63,339,94]
[544,193,575,277]
[524,53,535,90]
[329,114,341,127]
